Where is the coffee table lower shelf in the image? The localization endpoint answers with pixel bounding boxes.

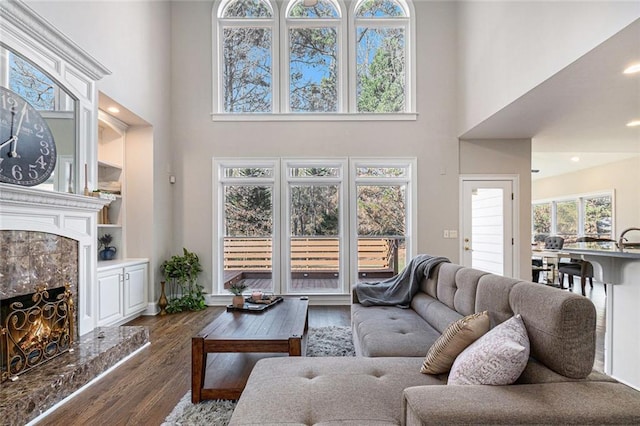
[198,352,290,400]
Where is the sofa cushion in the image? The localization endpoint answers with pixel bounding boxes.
[229,357,445,426]
[421,310,490,374]
[411,292,463,334]
[402,382,640,425]
[437,264,487,316]
[448,314,530,385]
[352,304,440,357]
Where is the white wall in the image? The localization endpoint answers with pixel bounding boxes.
[457,1,640,134]
[533,157,640,236]
[27,1,174,304]
[170,1,462,291]
[459,139,532,280]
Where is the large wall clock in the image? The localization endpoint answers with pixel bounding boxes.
[0,86,57,186]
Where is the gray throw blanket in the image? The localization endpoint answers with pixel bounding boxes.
[355,254,450,308]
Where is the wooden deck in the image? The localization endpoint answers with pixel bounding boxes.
[223,237,400,290]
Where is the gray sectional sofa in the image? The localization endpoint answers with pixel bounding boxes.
[229,261,640,425]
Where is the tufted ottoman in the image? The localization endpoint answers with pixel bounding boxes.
[228,356,444,425]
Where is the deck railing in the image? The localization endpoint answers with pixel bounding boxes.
[223,236,399,275]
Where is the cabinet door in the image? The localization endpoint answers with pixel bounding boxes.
[97,269,123,326]
[124,262,148,316]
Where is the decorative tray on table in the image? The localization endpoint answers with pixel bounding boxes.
[226,295,283,312]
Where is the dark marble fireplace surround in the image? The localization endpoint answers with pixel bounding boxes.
[0,231,148,425]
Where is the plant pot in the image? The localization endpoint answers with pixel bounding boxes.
[232,295,245,308]
[99,246,117,261]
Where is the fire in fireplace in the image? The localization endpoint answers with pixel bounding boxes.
[1,284,74,382]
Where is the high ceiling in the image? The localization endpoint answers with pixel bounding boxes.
[460,19,640,181]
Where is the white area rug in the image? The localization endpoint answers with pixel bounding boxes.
[162,325,354,425]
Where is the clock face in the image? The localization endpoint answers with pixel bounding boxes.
[0,86,57,186]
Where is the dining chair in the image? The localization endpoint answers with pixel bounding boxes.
[531,236,565,283]
[558,237,613,296]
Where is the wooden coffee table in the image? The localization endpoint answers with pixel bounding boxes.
[191,297,309,402]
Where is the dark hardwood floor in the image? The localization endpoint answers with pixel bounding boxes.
[37,283,605,425]
[37,305,351,426]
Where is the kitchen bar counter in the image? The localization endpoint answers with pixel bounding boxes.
[561,243,640,390]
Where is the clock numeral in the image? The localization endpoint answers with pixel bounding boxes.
[0,92,17,110]
[11,164,23,181]
[35,155,47,169]
[34,122,44,138]
[40,140,50,156]
[0,157,3,173]
[28,164,39,180]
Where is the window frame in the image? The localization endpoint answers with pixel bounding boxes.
[282,0,347,113]
[282,158,348,293]
[349,0,415,114]
[213,0,280,114]
[349,157,416,283]
[212,156,417,296]
[211,0,416,120]
[532,190,615,242]
[213,158,282,294]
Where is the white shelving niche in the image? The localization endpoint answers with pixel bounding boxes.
[97,110,127,260]
[96,109,149,325]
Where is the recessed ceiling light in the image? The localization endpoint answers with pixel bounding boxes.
[626,120,640,127]
[623,64,640,74]
[107,106,120,114]
[570,156,580,162]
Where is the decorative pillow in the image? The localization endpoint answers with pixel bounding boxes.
[421,311,490,374]
[448,314,530,385]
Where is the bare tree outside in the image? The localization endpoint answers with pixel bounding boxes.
[219,0,410,113]
[8,53,55,110]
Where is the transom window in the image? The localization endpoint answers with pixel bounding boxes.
[212,0,415,116]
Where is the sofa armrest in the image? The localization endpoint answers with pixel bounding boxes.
[402,382,640,425]
[351,285,360,304]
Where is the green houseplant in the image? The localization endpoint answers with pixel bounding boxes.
[160,248,205,313]
[229,282,248,307]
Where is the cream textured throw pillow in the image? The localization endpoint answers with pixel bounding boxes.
[448,314,530,385]
[421,311,490,374]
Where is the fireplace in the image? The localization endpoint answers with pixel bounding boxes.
[0,229,80,382]
[1,284,74,382]
[0,186,149,425]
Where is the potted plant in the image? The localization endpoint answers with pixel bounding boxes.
[160,248,205,313]
[229,282,248,308]
[98,234,117,260]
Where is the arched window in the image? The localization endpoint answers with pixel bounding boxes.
[214,0,277,113]
[284,0,345,113]
[212,0,415,116]
[351,0,414,113]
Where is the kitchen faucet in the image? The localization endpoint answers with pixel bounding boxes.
[617,227,640,249]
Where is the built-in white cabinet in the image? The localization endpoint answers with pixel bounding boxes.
[97,260,148,327]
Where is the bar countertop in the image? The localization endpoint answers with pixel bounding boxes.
[562,242,640,259]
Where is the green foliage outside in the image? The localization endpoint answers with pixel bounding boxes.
[532,197,612,242]
[224,168,406,238]
[222,0,407,113]
[161,248,206,313]
[357,34,405,113]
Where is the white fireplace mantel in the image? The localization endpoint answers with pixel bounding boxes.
[1,184,109,335]
[0,0,110,336]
